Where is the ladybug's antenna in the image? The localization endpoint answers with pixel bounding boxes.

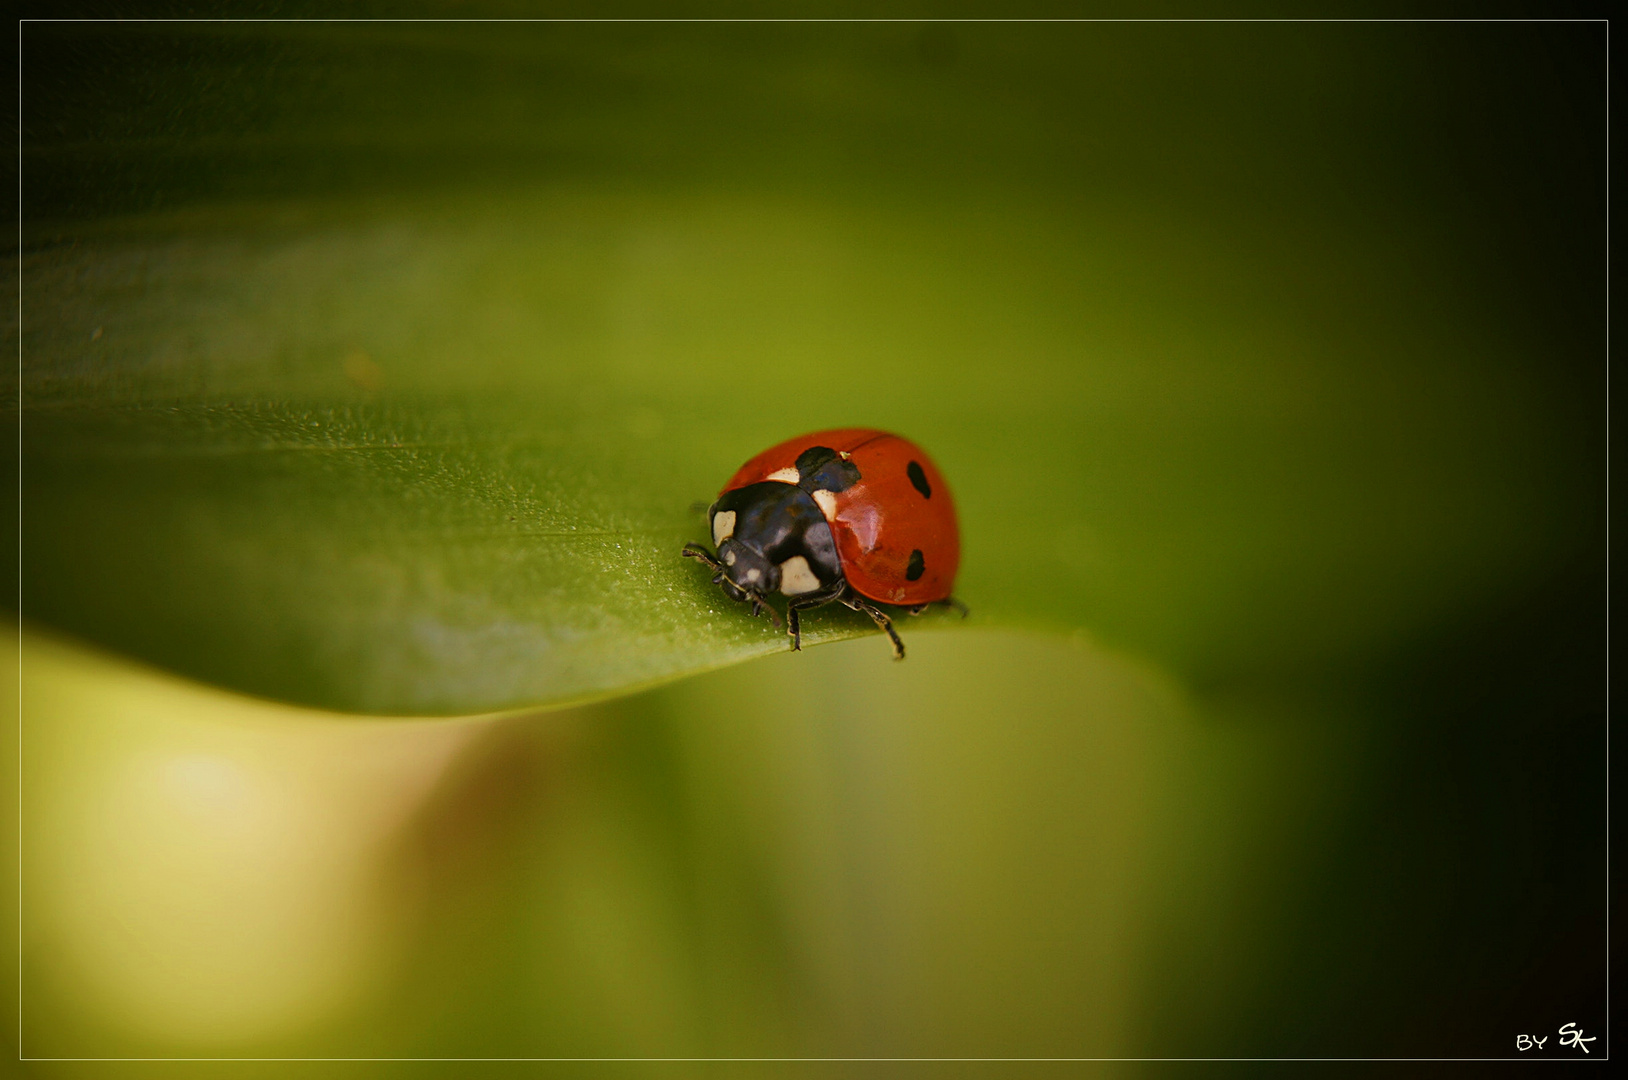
[681,542,721,571]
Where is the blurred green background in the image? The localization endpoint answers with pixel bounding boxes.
[4,12,1607,1067]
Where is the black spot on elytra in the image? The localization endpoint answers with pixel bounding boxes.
[796,445,862,493]
[907,460,931,499]
[906,549,925,581]
[795,445,838,475]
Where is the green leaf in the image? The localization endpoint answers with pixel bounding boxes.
[14,22,1597,713]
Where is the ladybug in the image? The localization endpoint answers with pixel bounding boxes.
[682,428,964,659]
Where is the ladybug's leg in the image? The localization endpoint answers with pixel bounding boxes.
[747,591,783,629]
[843,594,906,661]
[786,586,844,652]
[684,543,784,627]
[905,598,969,618]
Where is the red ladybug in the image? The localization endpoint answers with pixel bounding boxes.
[682,428,964,659]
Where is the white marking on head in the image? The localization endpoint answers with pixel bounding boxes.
[711,510,736,545]
[778,555,821,596]
[811,488,838,519]
[766,466,799,484]
[723,549,737,566]
[745,567,762,584]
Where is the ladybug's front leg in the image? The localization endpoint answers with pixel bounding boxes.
[684,542,782,627]
[786,585,844,652]
[746,591,783,628]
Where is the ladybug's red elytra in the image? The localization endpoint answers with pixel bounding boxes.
[682,428,964,659]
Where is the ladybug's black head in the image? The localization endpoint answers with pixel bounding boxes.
[714,536,780,599]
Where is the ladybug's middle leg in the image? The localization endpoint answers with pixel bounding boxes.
[843,594,906,661]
